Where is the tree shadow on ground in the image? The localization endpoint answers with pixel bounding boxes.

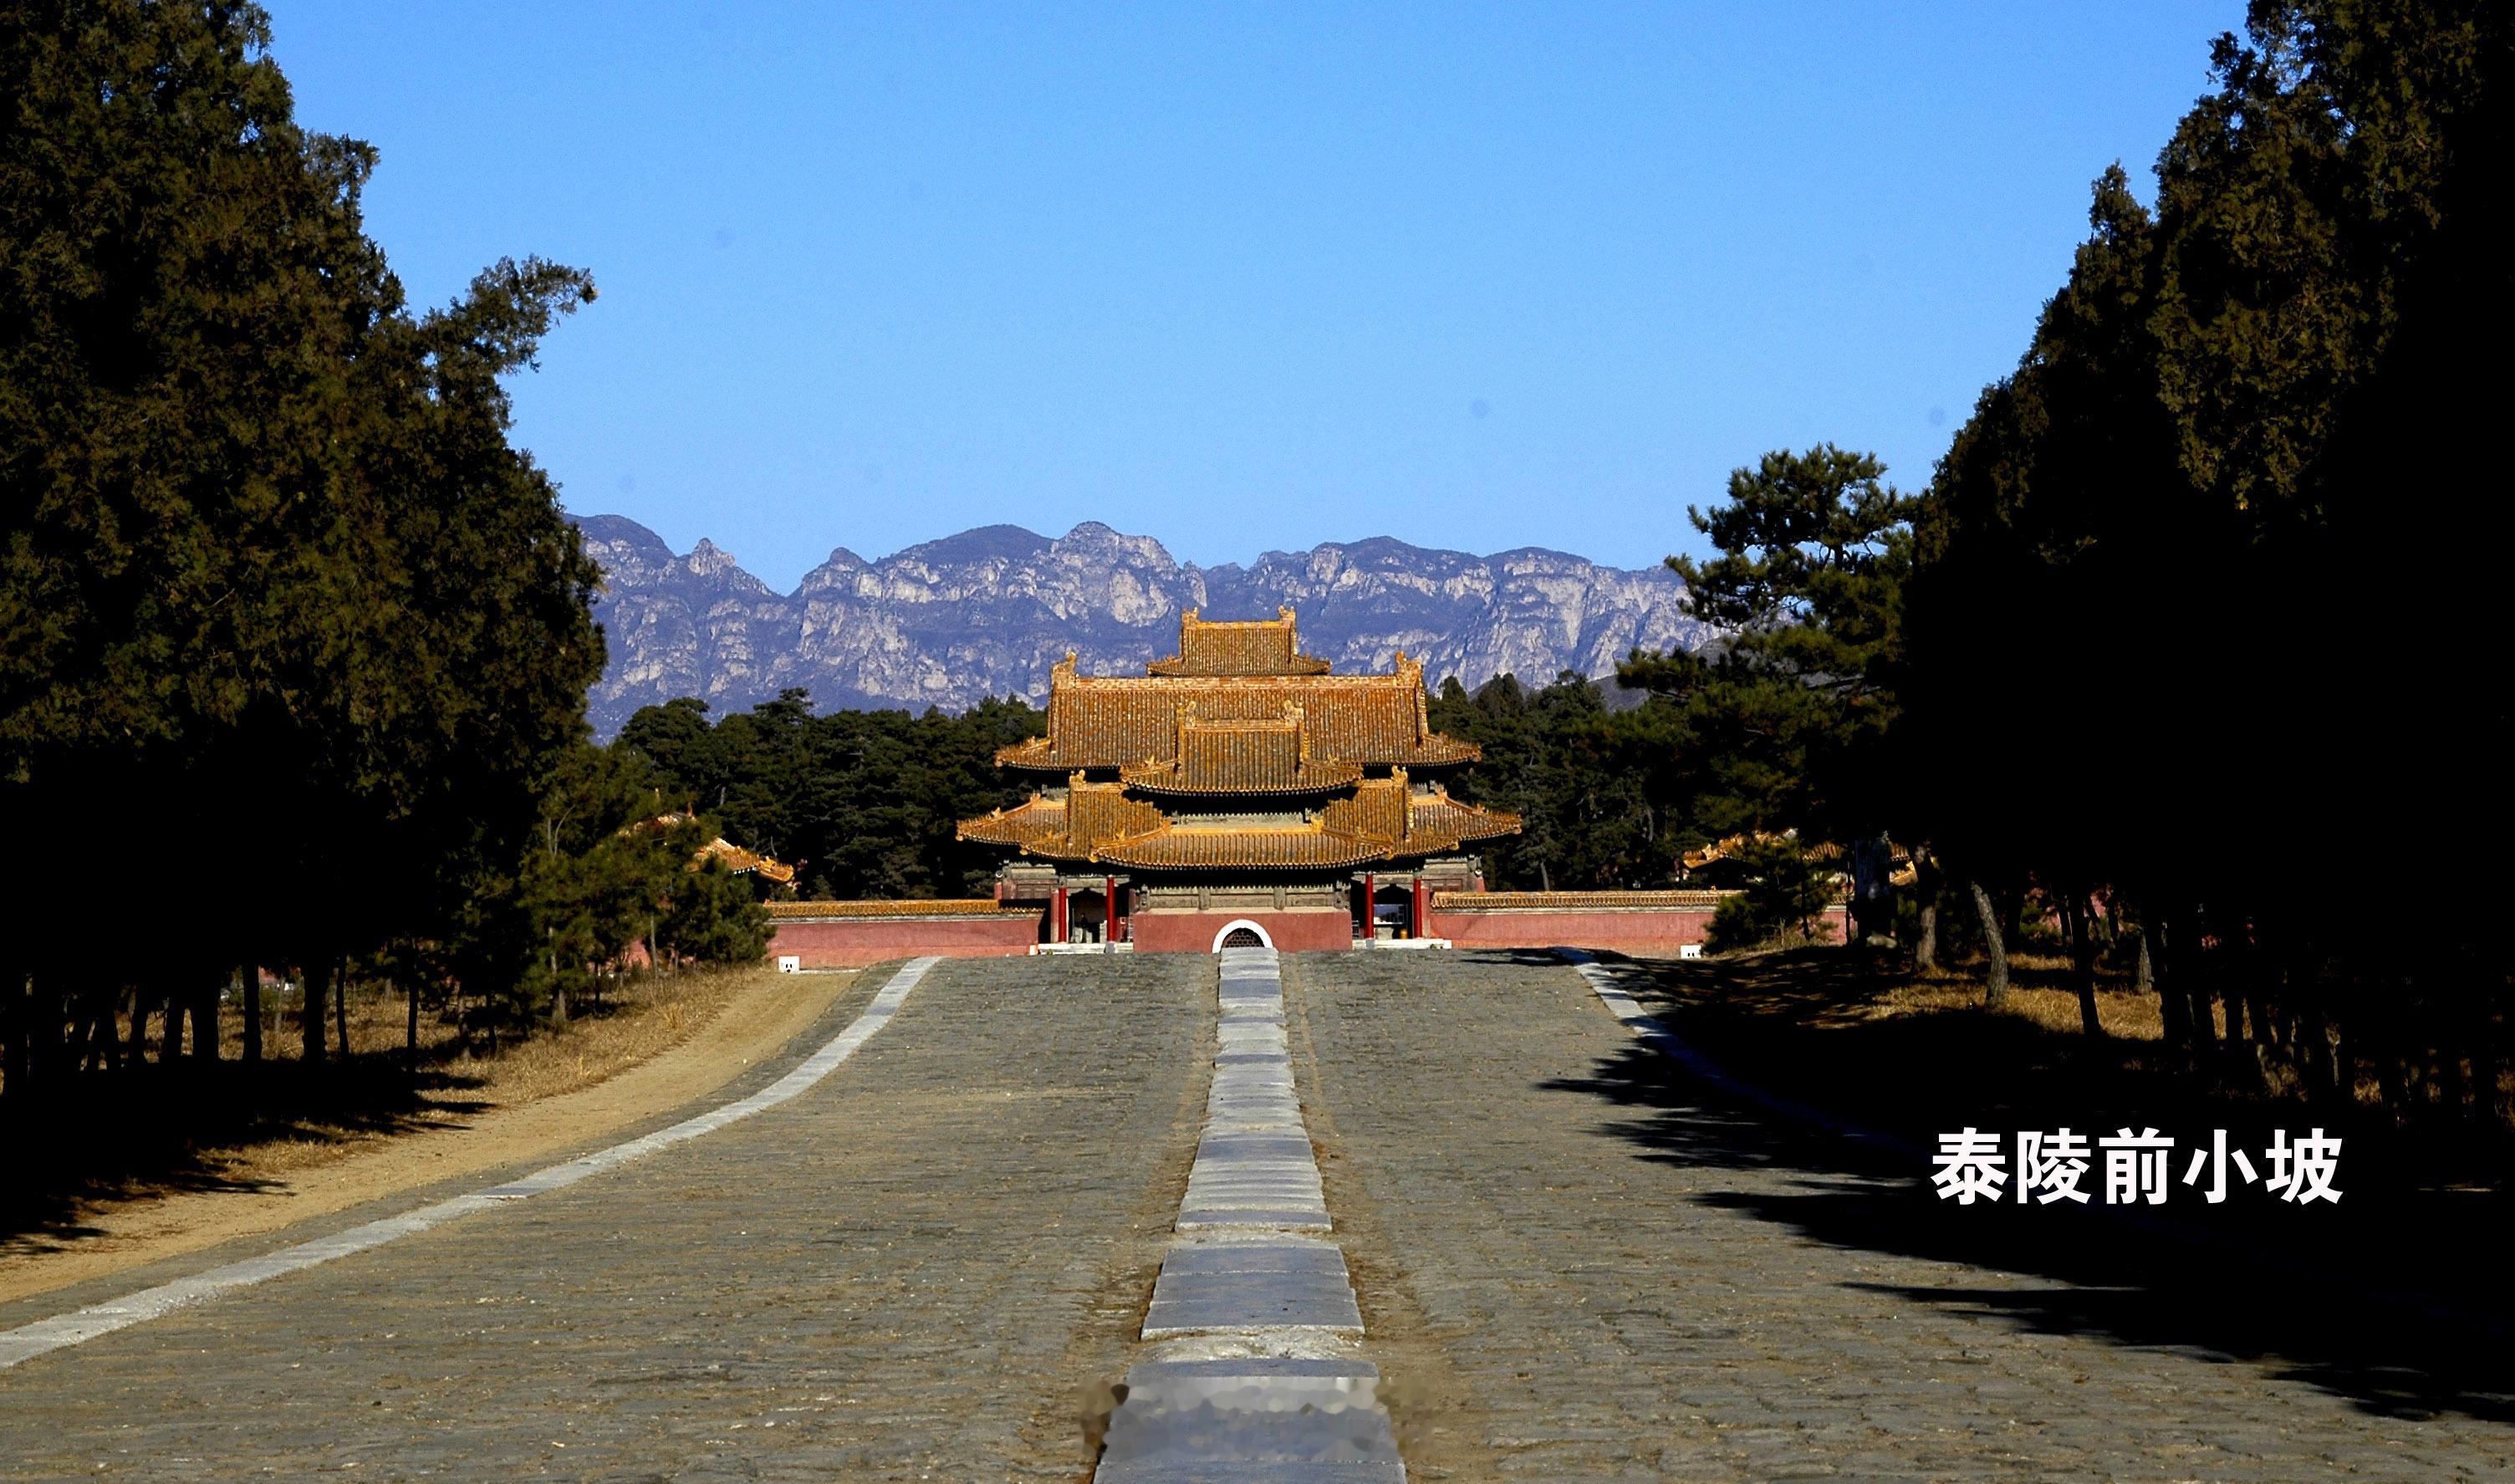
[1534,948,2515,1426]
[0,1051,496,1255]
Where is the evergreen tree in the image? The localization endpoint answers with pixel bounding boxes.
[1,1,598,1093]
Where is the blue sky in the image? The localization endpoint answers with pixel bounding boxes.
[279,3,2242,591]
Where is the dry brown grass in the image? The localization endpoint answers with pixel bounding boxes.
[6,965,803,1241]
[0,962,860,1302]
[203,967,771,1181]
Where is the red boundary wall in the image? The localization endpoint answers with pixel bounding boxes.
[1428,894,1849,956]
[763,893,1852,962]
[1129,908,1354,954]
[768,912,1039,968]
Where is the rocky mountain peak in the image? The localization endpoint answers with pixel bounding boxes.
[573,514,1707,737]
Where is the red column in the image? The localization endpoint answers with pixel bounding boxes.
[1361,872,1375,941]
[1412,878,1430,939]
[1053,885,1069,944]
[1106,875,1119,942]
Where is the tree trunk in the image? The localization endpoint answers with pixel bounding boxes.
[2152,913,2190,1055]
[240,963,262,1065]
[2249,934,2280,1052]
[2132,926,2153,993]
[93,986,120,1073]
[334,954,351,1060]
[0,970,22,1101]
[1915,896,1938,972]
[548,927,568,1028]
[2186,932,2217,1059]
[127,987,151,1064]
[2496,984,2515,1125]
[1968,880,2007,1007]
[191,977,219,1063]
[2069,895,2103,1038]
[2301,997,2338,1101]
[161,986,189,1064]
[303,959,329,1063]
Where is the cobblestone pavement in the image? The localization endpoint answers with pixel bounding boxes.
[1283,948,2515,1482]
[0,956,1211,1482]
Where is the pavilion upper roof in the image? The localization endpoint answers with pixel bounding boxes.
[1116,705,1367,795]
[1146,606,1331,676]
[998,650,1477,773]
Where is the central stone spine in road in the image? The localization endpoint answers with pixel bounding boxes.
[1094,946,1405,1482]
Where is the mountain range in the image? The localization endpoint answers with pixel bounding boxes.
[572,515,1709,738]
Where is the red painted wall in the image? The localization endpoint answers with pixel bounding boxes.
[768,915,1041,968]
[1128,909,1354,954]
[1431,903,1849,955]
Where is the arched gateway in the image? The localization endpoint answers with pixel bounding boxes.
[956,606,1521,952]
[1212,920,1273,951]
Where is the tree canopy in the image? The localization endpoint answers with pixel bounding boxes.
[0,2,635,1094]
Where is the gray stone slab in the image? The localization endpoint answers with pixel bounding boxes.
[1198,1136,1314,1160]
[1158,1243,1346,1276]
[1128,1358,1378,1383]
[1177,1209,1333,1232]
[1214,1052,1291,1066]
[1148,1271,1360,1328]
[1098,1359,1403,1476]
[1143,1287,1362,1335]
[1184,1196,1327,1211]
[1187,1162,1317,1174]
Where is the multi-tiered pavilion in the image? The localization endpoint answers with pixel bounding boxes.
[958,607,1520,951]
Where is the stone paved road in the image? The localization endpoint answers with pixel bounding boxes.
[0,955,1210,1482]
[1283,948,2515,1482]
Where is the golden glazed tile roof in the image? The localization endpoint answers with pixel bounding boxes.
[1088,822,1392,870]
[1146,606,1332,676]
[1400,787,1523,850]
[1117,705,1366,795]
[621,812,798,885]
[692,837,798,885]
[960,605,1507,873]
[1309,776,1521,857]
[955,775,1167,864]
[957,793,1070,853]
[1676,830,1893,872]
[1079,775,1521,871]
[999,652,1478,771]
